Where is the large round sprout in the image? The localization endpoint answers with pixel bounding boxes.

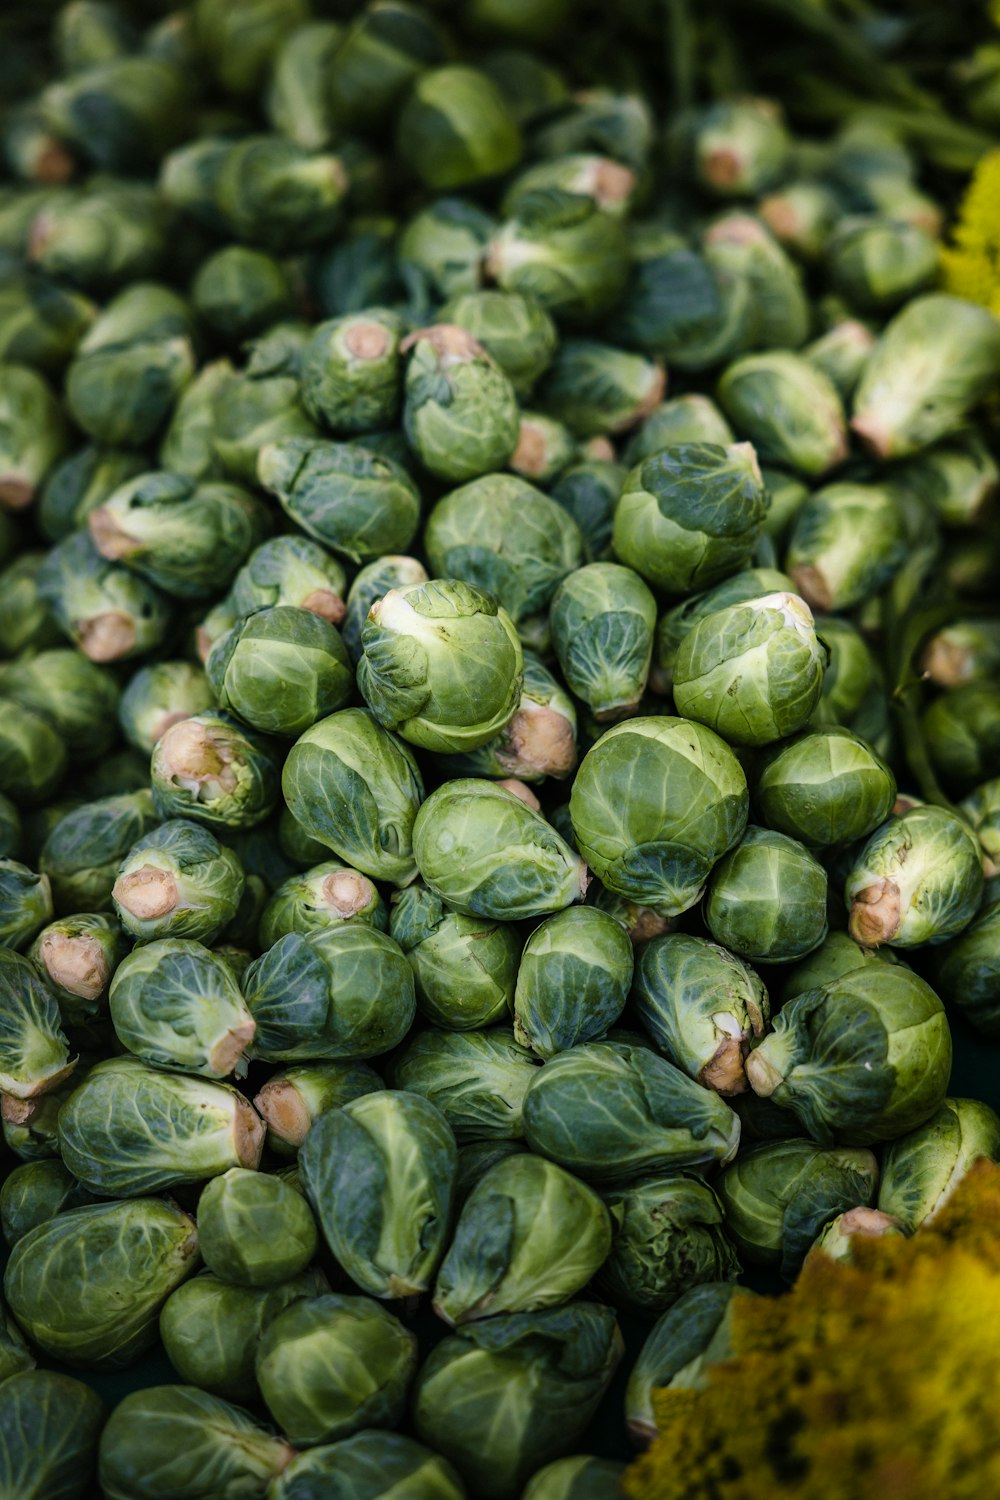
[754,728,896,848]
[197,1167,318,1287]
[598,1172,740,1314]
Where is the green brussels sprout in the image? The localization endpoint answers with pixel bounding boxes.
[242,924,416,1062]
[803,320,875,401]
[191,246,294,344]
[811,614,887,742]
[4,1196,198,1367]
[922,620,1000,690]
[194,0,308,97]
[98,1384,293,1500]
[508,411,576,484]
[401,325,519,482]
[932,900,1000,1036]
[0,1372,104,1500]
[434,1152,611,1326]
[705,826,828,965]
[690,98,790,197]
[806,1206,905,1266]
[922,682,1000,793]
[625,1285,751,1445]
[112,821,245,946]
[521,1456,625,1500]
[759,180,841,262]
[512,907,633,1057]
[425,473,583,631]
[852,295,1000,459]
[151,711,280,831]
[599,1172,739,1315]
[261,863,387,949]
[612,442,769,597]
[877,1098,1000,1232]
[253,1060,381,1156]
[300,1090,456,1298]
[825,216,938,312]
[28,912,125,1027]
[615,233,749,371]
[439,289,557,398]
[258,436,421,566]
[537,339,665,440]
[0,648,119,764]
[390,882,520,1030]
[230,535,348,630]
[715,1137,879,1278]
[569,716,749,916]
[64,283,196,446]
[481,47,569,125]
[0,552,62,658]
[893,430,999,529]
[265,20,342,148]
[392,1026,540,1140]
[846,804,984,948]
[413,779,588,921]
[398,198,496,308]
[437,651,578,784]
[358,578,523,754]
[301,310,404,435]
[108,938,255,1078]
[210,364,320,489]
[746,965,951,1144]
[528,87,652,170]
[0,363,69,511]
[0,700,67,809]
[0,277,96,377]
[40,54,189,171]
[755,728,896,849]
[282,709,424,885]
[118,662,214,755]
[781,930,904,1005]
[674,592,826,748]
[623,396,734,465]
[37,528,172,663]
[486,190,630,324]
[208,606,353,739]
[396,65,521,190]
[0,1158,92,1246]
[268,1430,466,1500]
[159,358,237,482]
[0,860,52,952]
[342,554,428,664]
[58,1057,264,1196]
[0,792,21,859]
[550,563,655,722]
[313,218,402,321]
[703,213,810,351]
[717,352,848,478]
[785,482,906,614]
[39,789,158,915]
[413,1303,622,1500]
[325,2,448,127]
[632,933,768,1096]
[197,1168,317,1288]
[549,460,624,564]
[256,1293,417,1446]
[26,180,168,295]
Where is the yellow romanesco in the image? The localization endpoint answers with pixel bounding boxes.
[942,149,1000,315]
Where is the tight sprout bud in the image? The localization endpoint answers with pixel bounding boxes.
[109,938,255,1078]
[537,339,665,440]
[759,181,840,262]
[301,310,404,435]
[486,189,631,325]
[390,882,521,1031]
[932,902,1000,1037]
[0,553,63,659]
[208,606,353,739]
[112,820,245,946]
[402,325,520,482]
[260,863,387,949]
[706,826,828,966]
[398,198,496,306]
[804,320,876,401]
[0,862,53,952]
[118,662,214,754]
[550,563,655,722]
[0,280,95,379]
[151,712,281,831]
[755,728,896,849]
[718,352,848,477]
[191,246,295,344]
[703,213,809,350]
[692,98,790,197]
[616,232,749,371]
[513,906,633,1057]
[40,790,158,914]
[437,652,579,784]
[253,1060,381,1156]
[599,1172,739,1315]
[846,805,984,949]
[0,701,68,806]
[37,530,172,663]
[29,913,126,1025]
[325,3,449,127]
[198,1168,318,1287]
[397,66,522,190]
[509,412,576,483]
[786,482,906,613]
[230,536,348,627]
[825,216,938,313]
[439,289,558,397]
[922,682,1000,793]
[893,431,999,528]
[0,650,117,766]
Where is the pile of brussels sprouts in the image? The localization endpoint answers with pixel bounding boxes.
[2,1,1000,1496]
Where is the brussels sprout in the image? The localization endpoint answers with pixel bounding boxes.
[260,863,387,950]
[0,648,119,764]
[265,18,342,148]
[0,278,96,378]
[398,197,495,308]
[921,620,1000,690]
[703,212,810,350]
[253,1060,381,1157]
[256,1292,416,1446]
[396,64,521,190]
[523,1039,740,1182]
[208,607,353,740]
[191,246,294,344]
[342,555,427,666]
[58,1057,264,1197]
[932,901,1000,1036]
[160,1268,328,1403]
[0,703,63,807]
[197,1168,317,1288]
[625,1282,751,1444]
[230,536,348,631]
[401,325,520,482]
[300,310,403,436]
[615,234,749,371]
[852,295,1000,458]
[437,652,578,784]
[804,320,875,401]
[759,180,840,262]
[0,551,62,658]
[746,965,951,1144]
[37,529,172,663]
[673,592,826,748]
[300,1090,456,1298]
[282,708,424,885]
[549,563,655,722]
[268,1431,466,1500]
[623,396,734,465]
[413,779,588,921]
[512,907,632,1058]
[785,482,906,614]
[612,442,769,597]
[211,365,319,489]
[715,1137,879,1279]
[486,190,630,324]
[5,1196,198,1367]
[159,359,237,482]
[151,711,280,832]
[258,436,421,566]
[846,804,984,948]
[632,933,768,1095]
[439,289,557,398]
[755,729,896,849]
[38,790,157,915]
[508,411,576,484]
[705,826,828,965]
[390,882,519,1031]
[0,860,52,951]
[0,364,69,511]
[877,1098,1000,1231]
[118,662,214,756]
[2,1071,79,1164]
[28,181,168,296]
[0,1371,104,1500]
[536,339,665,441]
[598,1172,739,1315]
[89,470,270,602]
[0,948,73,1099]
[549,460,624,564]
[242,924,415,1062]
[41,51,189,170]
[108,938,255,1078]
[392,1027,540,1140]
[717,352,847,478]
[434,1152,611,1325]
[893,430,999,528]
[569,716,749,916]
[414,1303,622,1500]
[98,1384,293,1500]
[0,1158,93,1247]
[425,473,582,631]
[825,216,938,313]
[112,821,245,947]
[318,2,442,124]
[922,682,1000,793]
[528,86,652,168]
[691,98,790,196]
